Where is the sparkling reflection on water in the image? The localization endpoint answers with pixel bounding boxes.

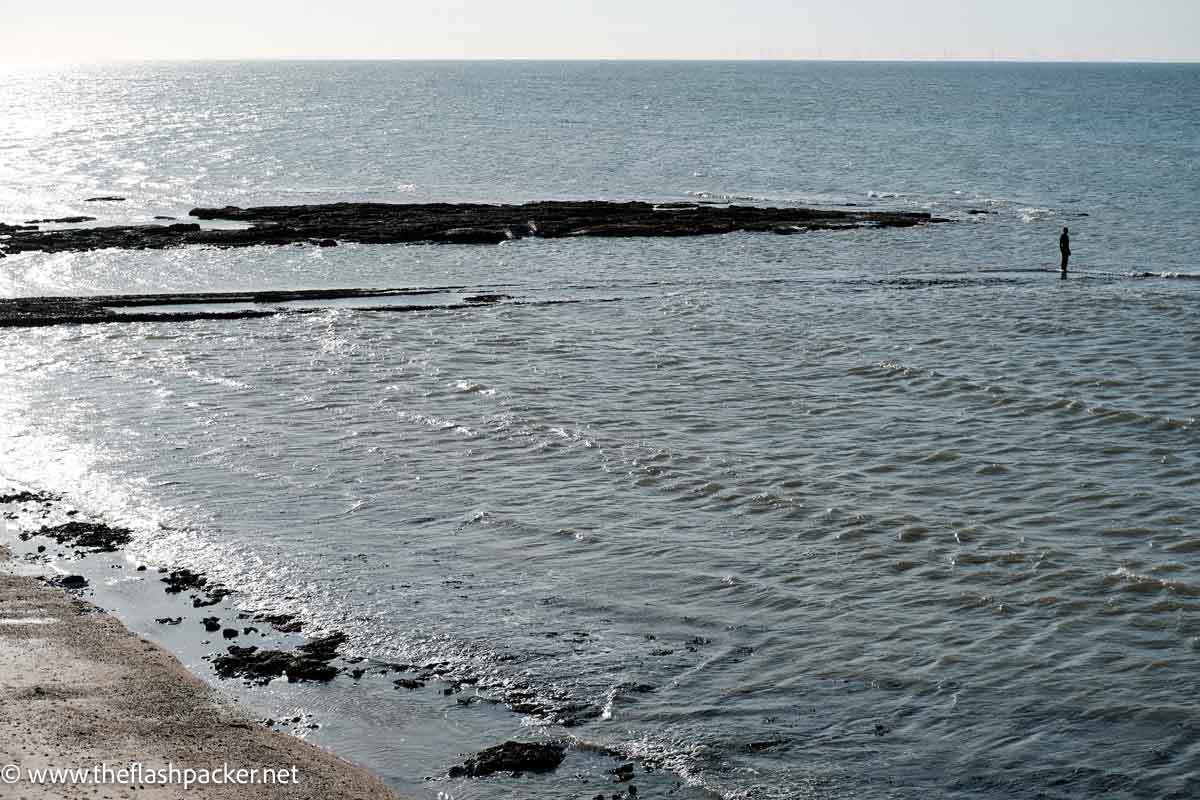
[3,60,1200,799]
[2,228,1199,798]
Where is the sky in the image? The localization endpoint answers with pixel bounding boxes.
[1,0,1198,62]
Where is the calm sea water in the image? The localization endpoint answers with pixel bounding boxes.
[2,62,1200,799]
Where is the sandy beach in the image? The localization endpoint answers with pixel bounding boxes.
[0,547,400,800]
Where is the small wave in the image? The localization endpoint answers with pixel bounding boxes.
[685,190,772,204]
[451,380,495,395]
[1105,567,1200,597]
[184,370,251,390]
[1018,207,1056,223]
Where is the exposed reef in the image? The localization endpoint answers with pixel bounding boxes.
[0,200,945,256]
[0,287,507,328]
[25,216,97,224]
[21,521,133,553]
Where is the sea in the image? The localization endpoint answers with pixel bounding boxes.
[2,61,1199,799]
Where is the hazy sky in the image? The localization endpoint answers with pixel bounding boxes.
[2,0,1198,62]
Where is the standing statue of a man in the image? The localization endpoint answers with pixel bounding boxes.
[1059,227,1071,275]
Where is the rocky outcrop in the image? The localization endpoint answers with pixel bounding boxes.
[21,521,133,553]
[0,200,945,256]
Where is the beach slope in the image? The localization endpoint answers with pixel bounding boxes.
[0,557,400,800]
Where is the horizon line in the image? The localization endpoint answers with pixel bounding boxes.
[2,55,1200,64]
[3,56,1199,66]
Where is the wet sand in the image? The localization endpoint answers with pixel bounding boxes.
[0,548,400,800]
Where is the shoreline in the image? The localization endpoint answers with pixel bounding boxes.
[0,546,402,799]
[1,489,656,799]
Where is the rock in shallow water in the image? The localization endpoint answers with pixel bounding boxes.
[210,632,347,685]
[25,216,97,224]
[448,740,567,778]
[0,200,945,255]
[51,575,89,590]
[23,522,133,553]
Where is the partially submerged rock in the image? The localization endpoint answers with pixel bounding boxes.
[210,629,345,685]
[24,522,133,553]
[0,287,487,328]
[0,490,59,505]
[1,200,946,256]
[211,644,340,685]
[448,740,567,778]
[162,568,207,593]
[25,216,96,224]
[49,574,89,591]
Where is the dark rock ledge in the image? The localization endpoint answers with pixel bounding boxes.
[0,287,505,328]
[0,200,946,256]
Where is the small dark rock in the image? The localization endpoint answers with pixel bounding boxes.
[749,739,789,752]
[84,196,126,202]
[162,568,207,593]
[449,741,566,778]
[54,575,89,590]
[222,628,239,639]
[613,763,636,782]
[394,678,425,690]
[191,587,232,607]
[202,617,222,632]
[156,617,183,625]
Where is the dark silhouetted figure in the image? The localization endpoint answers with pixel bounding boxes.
[1059,227,1071,276]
